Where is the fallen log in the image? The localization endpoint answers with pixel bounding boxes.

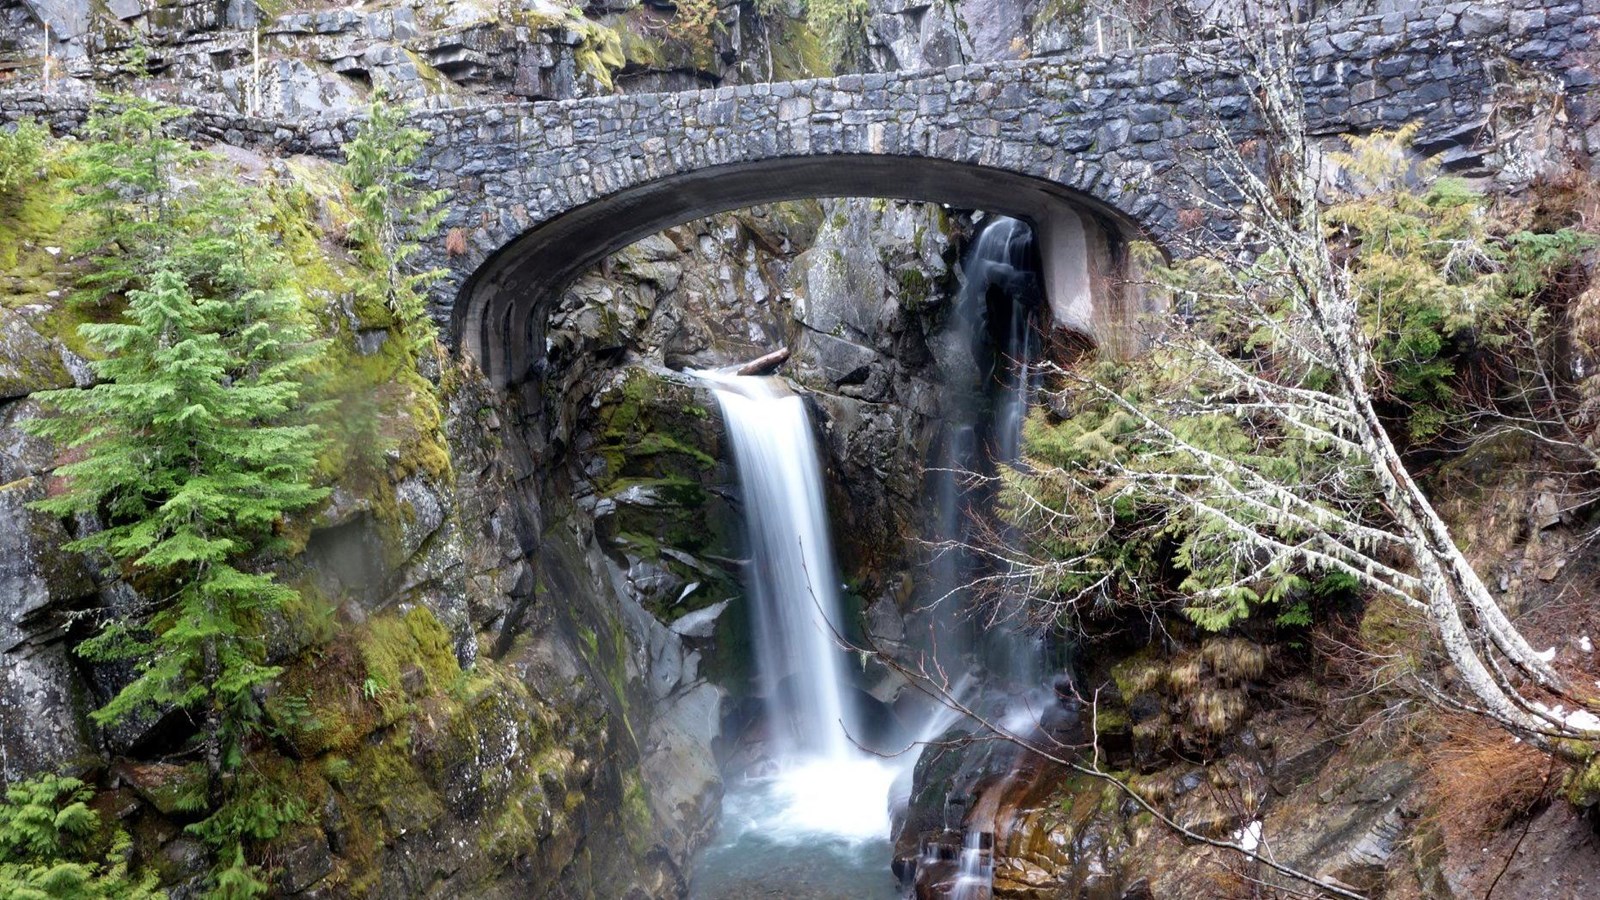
[734,346,790,376]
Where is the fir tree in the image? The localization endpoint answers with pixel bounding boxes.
[65,98,205,305]
[0,118,47,206]
[340,94,446,352]
[29,263,325,775]
[26,98,328,897]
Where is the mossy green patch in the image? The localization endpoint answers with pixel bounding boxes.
[620,771,653,859]
[768,13,829,80]
[265,157,454,567]
[362,607,461,698]
[1563,744,1600,807]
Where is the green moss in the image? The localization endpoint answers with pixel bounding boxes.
[1107,647,1159,700]
[361,606,461,699]
[264,159,454,567]
[628,432,716,468]
[894,266,931,307]
[1092,707,1130,734]
[0,152,110,361]
[620,30,667,69]
[1563,744,1600,807]
[768,12,830,80]
[270,636,381,758]
[620,772,653,858]
[573,18,626,89]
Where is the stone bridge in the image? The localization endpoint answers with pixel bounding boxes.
[3,1,1596,387]
[411,1,1596,387]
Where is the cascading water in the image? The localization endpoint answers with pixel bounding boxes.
[690,373,902,899]
[704,374,853,761]
[906,215,1053,900]
[931,215,1049,686]
[950,831,994,900]
[691,216,1057,899]
[956,215,1042,466]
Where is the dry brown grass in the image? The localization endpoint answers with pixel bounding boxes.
[444,227,468,257]
[1423,713,1561,843]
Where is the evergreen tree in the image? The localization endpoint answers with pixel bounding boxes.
[26,98,328,897]
[340,94,446,352]
[29,262,325,774]
[0,118,47,206]
[65,98,205,305]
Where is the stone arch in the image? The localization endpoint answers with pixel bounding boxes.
[453,153,1152,386]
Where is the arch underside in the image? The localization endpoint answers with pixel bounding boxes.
[456,154,1148,387]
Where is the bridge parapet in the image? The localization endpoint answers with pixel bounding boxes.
[424,1,1596,383]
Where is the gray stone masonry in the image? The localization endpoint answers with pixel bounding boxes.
[2,0,1595,385]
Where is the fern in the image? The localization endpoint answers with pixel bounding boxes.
[0,775,162,899]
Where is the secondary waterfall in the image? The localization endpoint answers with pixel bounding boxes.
[910,215,1048,900]
[960,215,1042,465]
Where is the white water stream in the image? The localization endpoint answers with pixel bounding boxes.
[691,373,906,899]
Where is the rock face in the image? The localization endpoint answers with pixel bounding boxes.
[0,303,97,783]
[0,151,736,898]
[541,194,972,611]
[0,0,822,116]
[4,2,1600,899]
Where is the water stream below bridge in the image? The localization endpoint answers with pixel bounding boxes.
[687,373,909,900]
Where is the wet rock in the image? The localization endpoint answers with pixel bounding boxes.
[113,761,203,817]
[1460,5,1510,37]
[221,58,365,120]
[275,827,334,894]
[671,599,730,640]
[0,478,97,641]
[642,681,724,865]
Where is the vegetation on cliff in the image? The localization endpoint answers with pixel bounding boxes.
[20,98,329,896]
[979,58,1600,890]
[0,775,160,899]
[1,92,462,896]
[998,127,1592,634]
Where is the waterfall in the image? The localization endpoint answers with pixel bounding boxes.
[908,216,1048,900]
[950,831,994,900]
[702,374,853,760]
[695,372,901,858]
[691,217,1052,899]
[957,215,1042,465]
[936,214,1047,685]
[921,215,1045,689]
